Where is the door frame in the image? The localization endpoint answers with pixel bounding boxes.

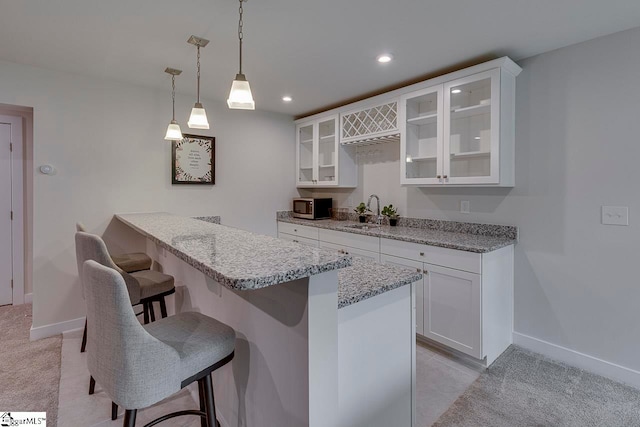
[0,114,24,305]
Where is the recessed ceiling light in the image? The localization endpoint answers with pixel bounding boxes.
[377,54,393,64]
[282,96,293,102]
[451,89,462,94]
[474,136,481,140]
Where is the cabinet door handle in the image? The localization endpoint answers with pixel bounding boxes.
[293,240,299,243]
[443,175,448,179]
[423,270,428,275]
[436,175,441,179]
[419,252,424,256]
[416,268,421,272]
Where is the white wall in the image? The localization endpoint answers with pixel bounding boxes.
[0,59,297,329]
[302,26,640,373]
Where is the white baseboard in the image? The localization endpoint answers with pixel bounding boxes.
[30,316,86,341]
[513,331,640,390]
[24,293,33,304]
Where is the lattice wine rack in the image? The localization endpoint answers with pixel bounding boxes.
[340,101,400,146]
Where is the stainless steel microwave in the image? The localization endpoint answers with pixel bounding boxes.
[292,198,332,220]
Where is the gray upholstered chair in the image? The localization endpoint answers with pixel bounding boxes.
[76,231,177,420]
[82,260,235,427]
[76,223,152,273]
[75,232,176,353]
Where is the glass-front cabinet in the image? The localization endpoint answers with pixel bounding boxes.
[444,69,499,184]
[296,114,357,188]
[400,86,443,185]
[400,66,516,186]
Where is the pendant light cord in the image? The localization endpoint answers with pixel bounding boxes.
[171,74,176,120]
[238,0,244,74]
[196,45,201,103]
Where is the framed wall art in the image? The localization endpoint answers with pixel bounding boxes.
[172,134,215,185]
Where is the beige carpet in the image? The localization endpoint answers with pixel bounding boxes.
[434,346,640,427]
[0,304,62,426]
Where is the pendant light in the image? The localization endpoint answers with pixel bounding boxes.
[187,35,211,129]
[164,68,183,141]
[227,0,255,110]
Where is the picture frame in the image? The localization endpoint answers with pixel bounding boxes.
[172,134,215,185]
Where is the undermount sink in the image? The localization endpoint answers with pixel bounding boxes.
[343,224,381,230]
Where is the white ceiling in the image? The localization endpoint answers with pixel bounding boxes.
[1,0,639,116]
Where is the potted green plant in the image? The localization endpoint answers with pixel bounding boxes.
[382,204,399,226]
[354,202,370,223]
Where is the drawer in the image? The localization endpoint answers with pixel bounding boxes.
[279,232,319,247]
[380,238,481,274]
[319,241,380,263]
[277,222,320,240]
[318,228,380,253]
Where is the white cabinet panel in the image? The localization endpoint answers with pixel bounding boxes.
[277,222,320,240]
[380,238,481,274]
[318,229,380,253]
[423,263,481,359]
[319,241,380,263]
[278,232,319,248]
[381,254,424,336]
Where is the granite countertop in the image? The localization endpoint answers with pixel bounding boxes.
[278,216,517,253]
[116,213,351,291]
[338,258,422,309]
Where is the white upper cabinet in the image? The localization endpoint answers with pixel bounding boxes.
[400,59,521,186]
[296,114,357,188]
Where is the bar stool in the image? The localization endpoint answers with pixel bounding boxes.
[76,223,152,273]
[76,231,177,420]
[82,260,235,427]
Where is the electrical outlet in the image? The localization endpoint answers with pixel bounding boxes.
[347,196,353,207]
[460,200,470,214]
[602,206,629,226]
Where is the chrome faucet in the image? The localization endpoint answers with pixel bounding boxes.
[367,194,383,225]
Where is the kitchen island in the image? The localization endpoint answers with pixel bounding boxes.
[116,213,421,427]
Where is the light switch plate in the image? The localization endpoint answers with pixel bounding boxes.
[602,206,629,226]
[460,200,470,214]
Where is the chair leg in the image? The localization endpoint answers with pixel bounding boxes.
[81,318,88,353]
[143,302,150,324]
[89,376,95,395]
[149,302,156,322]
[123,409,137,427]
[159,297,168,318]
[199,374,218,427]
[198,380,207,427]
[111,402,118,420]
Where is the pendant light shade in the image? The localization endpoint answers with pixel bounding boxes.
[165,120,183,141]
[187,36,210,129]
[188,103,209,129]
[164,67,183,141]
[228,0,255,110]
[227,74,255,110]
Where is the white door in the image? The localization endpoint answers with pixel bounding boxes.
[380,254,424,336]
[0,123,12,305]
[423,263,482,358]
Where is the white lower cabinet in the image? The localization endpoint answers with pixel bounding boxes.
[381,240,513,365]
[279,222,513,364]
[423,263,481,359]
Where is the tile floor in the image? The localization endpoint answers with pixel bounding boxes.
[415,341,483,426]
[57,331,481,427]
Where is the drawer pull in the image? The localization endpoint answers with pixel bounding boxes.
[423,270,428,275]
[293,240,299,243]
[416,268,421,272]
[419,252,424,256]
[294,229,298,232]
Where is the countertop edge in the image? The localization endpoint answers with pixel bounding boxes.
[277,217,516,253]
